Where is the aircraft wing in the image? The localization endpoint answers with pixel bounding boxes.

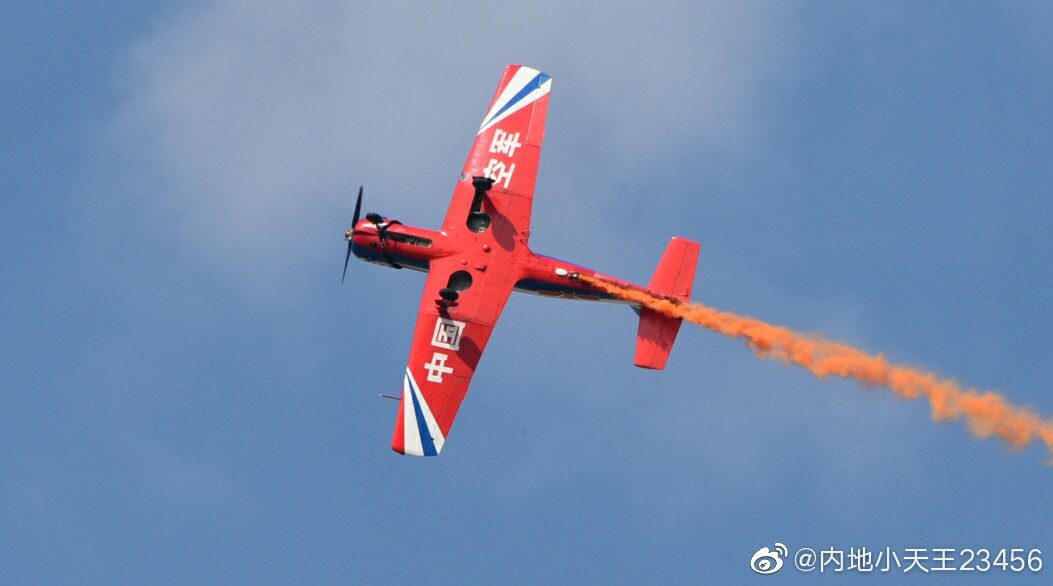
[391,255,517,456]
[441,64,552,240]
[392,65,552,456]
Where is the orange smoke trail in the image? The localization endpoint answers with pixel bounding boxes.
[579,274,1053,460]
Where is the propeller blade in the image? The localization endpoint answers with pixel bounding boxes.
[342,186,364,284]
[341,241,353,284]
[352,185,363,226]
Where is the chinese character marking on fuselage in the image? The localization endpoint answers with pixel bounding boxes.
[431,318,466,351]
[489,130,522,158]
[424,352,454,383]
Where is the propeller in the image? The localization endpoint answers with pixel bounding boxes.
[341,186,363,284]
[341,185,403,282]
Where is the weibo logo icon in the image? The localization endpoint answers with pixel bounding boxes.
[750,542,788,574]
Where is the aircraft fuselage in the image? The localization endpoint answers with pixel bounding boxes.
[348,218,641,303]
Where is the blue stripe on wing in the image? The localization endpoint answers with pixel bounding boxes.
[408,375,439,457]
[481,72,550,129]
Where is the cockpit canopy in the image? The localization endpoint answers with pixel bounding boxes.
[385,232,433,248]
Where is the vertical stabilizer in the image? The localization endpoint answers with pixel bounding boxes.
[634,237,700,369]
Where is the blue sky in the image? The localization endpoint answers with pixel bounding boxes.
[3,1,1052,583]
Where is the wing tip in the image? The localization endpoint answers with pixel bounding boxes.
[391,441,443,457]
[391,369,446,457]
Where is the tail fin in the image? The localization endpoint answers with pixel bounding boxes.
[634,237,700,370]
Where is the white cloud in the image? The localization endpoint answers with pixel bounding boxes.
[104,0,802,291]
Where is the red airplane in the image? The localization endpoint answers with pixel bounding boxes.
[343,65,700,456]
